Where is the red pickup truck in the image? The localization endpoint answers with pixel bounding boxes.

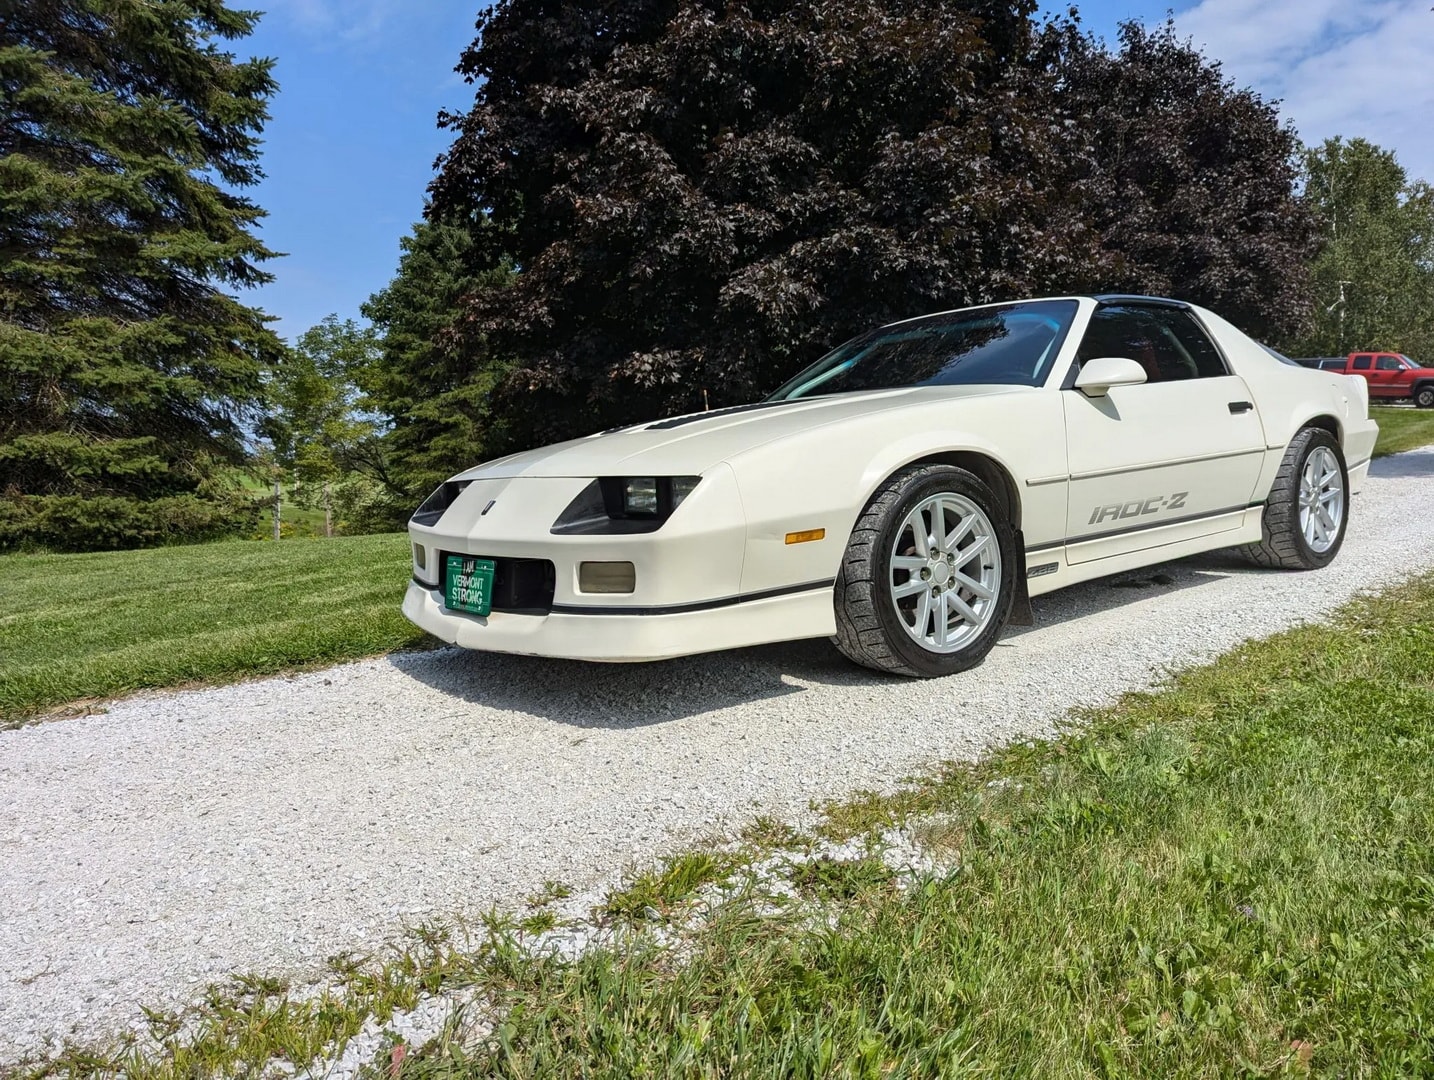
[1295,352,1434,408]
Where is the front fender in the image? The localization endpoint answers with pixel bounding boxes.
[725,392,1068,594]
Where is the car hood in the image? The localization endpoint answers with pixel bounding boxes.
[456,385,1031,480]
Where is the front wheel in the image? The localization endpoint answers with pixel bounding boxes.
[1414,384,1434,409]
[1240,427,1348,570]
[833,464,1016,677]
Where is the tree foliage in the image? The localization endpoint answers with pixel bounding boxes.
[1295,137,1434,360]
[431,0,1100,449]
[421,2,1316,456]
[1053,21,1317,339]
[360,217,513,501]
[259,316,386,534]
[0,0,281,551]
[262,317,381,489]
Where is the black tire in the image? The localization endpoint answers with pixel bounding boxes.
[1240,427,1348,570]
[833,464,1016,677]
[1414,383,1434,409]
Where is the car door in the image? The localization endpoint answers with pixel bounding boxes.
[1060,303,1267,565]
[1348,354,1380,395]
[1369,354,1403,398]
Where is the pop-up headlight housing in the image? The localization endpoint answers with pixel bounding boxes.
[410,479,473,527]
[552,476,701,534]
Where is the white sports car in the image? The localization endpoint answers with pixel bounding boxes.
[403,295,1377,676]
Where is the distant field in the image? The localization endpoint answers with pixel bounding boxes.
[1370,405,1434,458]
[235,475,331,537]
[0,534,425,726]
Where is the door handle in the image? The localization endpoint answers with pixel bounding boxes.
[1228,401,1254,414]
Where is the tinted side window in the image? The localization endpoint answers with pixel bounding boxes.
[1076,305,1228,383]
[1377,356,1401,370]
[1352,355,1372,370]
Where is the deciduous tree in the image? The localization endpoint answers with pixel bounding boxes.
[1295,137,1434,360]
[422,2,1319,456]
[1050,21,1317,341]
[259,317,383,536]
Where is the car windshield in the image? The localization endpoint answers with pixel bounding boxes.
[766,300,1079,400]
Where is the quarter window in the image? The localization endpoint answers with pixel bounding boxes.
[1352,355,1372,370]
[1075,305,1227,383]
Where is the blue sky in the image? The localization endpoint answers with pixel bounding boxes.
[243,0,1434,340]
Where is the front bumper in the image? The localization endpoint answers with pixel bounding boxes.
[402,579,835,661]
[402,464,840,660]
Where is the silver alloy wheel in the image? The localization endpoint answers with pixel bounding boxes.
[1299,445,1345,554]
[888,492,1002,653]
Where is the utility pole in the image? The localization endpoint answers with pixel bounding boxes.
[272,477,282,541]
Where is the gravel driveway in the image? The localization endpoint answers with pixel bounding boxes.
[4,448,1434,1063]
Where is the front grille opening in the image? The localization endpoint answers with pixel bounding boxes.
[445,555,556,615]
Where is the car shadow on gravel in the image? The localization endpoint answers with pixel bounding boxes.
[389,559,1252,726]
[1367,448,1434,480]
[386,636,882,727]
[1003,558,1236,644]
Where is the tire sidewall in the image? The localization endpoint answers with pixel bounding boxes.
[1287,429,1349,568]
[1416,385,1434,409]
[864,467,1017,677]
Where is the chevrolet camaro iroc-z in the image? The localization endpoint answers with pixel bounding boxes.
[403,295,1378,676]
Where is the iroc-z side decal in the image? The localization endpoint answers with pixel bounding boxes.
[1087,492,1188,526]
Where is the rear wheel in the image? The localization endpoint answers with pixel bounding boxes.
[1414,383,1434,409]
[833,464,1016,677]
[1240,427,1348,570]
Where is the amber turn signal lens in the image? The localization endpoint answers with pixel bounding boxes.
[784,528,826,545]
[579,561,636,593]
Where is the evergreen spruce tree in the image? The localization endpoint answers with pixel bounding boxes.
[361,217,514,501]
[1,0,282,550]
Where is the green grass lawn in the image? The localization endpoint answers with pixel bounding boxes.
[1370,405,1434,457]
[0,534,425,726]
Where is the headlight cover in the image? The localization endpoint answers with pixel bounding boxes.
[410,479,473,527]
[551,476,701,535]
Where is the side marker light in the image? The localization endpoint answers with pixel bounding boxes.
[785,529,826,545]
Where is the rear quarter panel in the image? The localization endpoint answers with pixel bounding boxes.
[1194,308,1378,492]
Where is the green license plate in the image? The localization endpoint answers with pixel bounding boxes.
[445,555,496,616]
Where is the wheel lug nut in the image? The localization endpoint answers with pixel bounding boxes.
[920,568,931,580]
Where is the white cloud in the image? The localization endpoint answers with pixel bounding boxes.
[261,0,417,45]
[1173,0,1434,182]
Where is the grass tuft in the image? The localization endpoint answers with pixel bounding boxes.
[602,851,740,921]
[524,880,573,909]
[790,855,895,901]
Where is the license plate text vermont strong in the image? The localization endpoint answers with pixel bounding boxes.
[445,555,495,617]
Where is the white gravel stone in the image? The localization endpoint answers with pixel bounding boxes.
[3,448,1434,1064]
